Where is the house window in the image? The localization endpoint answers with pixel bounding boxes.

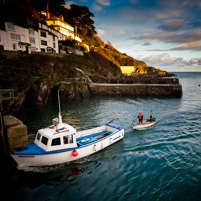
[40,31,46,37]
[12,44,16,50]
[41,48,45,52]
[7,22,14,30]
[53,42,55,48]
[30,38,35,44]
[53,35,55,41]
[41,40,47,45]
[29,29,34,35]
[11,33,20,40]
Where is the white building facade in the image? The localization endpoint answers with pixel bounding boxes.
[46,15,82,43]
[0,20,66,53]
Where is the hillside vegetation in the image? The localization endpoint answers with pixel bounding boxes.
[0,45,173,95]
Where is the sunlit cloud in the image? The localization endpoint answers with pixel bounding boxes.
[92,3,103,11]
[159,19,185,31]
[64,1,76,9]
[97,29,106,36]
[96,0,110,6]
[141,53,201,69]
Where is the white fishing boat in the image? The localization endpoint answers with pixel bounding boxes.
[132,118,156,130]
[10,93,124,167]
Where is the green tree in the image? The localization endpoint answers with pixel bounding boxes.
[29,0,65,16]
[64,4,97,37]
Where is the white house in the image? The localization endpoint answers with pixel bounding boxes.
[0,21,31,53]
[46,14,82,43]
[0,20,66,53]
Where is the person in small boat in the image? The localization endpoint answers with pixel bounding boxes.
[138,112,143,124]
[147,115,155,122]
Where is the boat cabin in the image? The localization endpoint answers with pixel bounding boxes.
[34,123,77,152]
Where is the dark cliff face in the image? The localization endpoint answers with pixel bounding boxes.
[0,53,92,114]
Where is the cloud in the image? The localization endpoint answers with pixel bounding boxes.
[130,26,201,52]
[91,0,110,11]
[158,19,201,32]
[64,1,76,9]
[92,3,103,11]
[160,0,201,8]
[97,29,106,36]
[170,44,201,51]
[142,42,151,46]
[96,0,110,6]
[141,53,201,69]
[159,19,185,31]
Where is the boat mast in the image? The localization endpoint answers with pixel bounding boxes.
[58,90,63,125]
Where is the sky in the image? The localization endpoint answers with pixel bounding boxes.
[65,0,201,72]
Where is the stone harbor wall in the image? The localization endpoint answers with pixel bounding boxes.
[89,83,182,97]
[3,115,28,152]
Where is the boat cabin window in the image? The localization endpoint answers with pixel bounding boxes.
[51,138,61,146]
[41,136,48,145]
[36,133,41,141]
[63,134,74,144]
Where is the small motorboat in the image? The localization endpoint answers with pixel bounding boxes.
[10,92,124,167]
[132,117,156,130]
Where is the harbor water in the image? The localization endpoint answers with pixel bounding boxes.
[2,72,201,201]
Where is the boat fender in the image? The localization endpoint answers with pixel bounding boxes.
[49,126,54,129]
[56,129,59,132]
[93,144,97,151]
[72,150,78,157]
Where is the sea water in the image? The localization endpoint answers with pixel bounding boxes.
[2,72,201,201]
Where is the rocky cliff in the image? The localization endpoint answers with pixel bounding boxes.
[0,53,94,114]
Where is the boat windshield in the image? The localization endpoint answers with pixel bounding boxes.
[41,136,48,145]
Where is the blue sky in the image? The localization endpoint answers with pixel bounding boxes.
[65,0,201,72]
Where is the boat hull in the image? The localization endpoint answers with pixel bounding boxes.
[132,120,156,130]
[10,129,124,167]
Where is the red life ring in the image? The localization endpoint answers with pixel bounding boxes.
[173,78,176,82]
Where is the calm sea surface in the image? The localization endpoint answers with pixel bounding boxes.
[2,72,201,201]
